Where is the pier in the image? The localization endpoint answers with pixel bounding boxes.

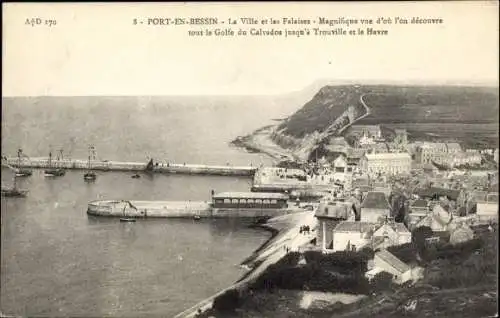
[87,192,305,218]
[3,157,257,177]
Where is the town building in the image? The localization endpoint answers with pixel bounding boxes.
[372,221,412,250]
[359,152,411,176]
[360,142,390,154]
[331,221,375,252]
[449,223,475,245]
[448,152,482,167]
[476,192,498,223]
[360,191,391,223]
[416,142,448,165]
[446,143,463,154]
[465,190,488,214]
[345,125,383,140]
[409,199,429,214]
[414,204,453,232]
[359,131,376,146]
[422,163,439,175]
[332,155,354,183]
[415,187,461,202]
[315,201,353,252]
[211,192,289,209]
[406,199,430,230]
[366,249,421,285]
[346,148,366,167]
[372,180,392,197]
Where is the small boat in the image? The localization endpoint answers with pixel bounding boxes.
[1,187,28,197]
[84,145,97,181]
[131,173,141,179]
[44,149,66,177]
[1,176,28,197]
[15,149,32,177]
[84,172,96,181]
[120,218,136,222]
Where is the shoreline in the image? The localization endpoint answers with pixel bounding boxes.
[230,125,297,162]
[174,211,317,318]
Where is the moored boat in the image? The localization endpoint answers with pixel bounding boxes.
[15,149,32,177]
[119,218,136,222]
[44,149,66,177]
[84,145,97,181]
[1,175,28,198]
[1,187,28,197]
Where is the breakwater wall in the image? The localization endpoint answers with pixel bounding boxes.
[4,157,256,176]
[87,200,302,218]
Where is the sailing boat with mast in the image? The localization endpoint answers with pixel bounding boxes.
[84,145,97,181]
[1,174,28,197]
[44,149,66,177]
[15,149,32,177]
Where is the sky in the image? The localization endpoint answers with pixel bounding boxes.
[2,1,499,96]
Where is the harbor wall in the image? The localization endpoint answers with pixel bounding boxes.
[4,157,256,176]
[87,200,212,218]
[87,200,301,218]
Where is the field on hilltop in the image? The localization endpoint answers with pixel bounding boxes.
[358,86,498,125]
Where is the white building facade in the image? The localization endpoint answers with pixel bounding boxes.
[360,153,411,176]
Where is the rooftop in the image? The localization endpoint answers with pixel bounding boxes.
[375,222,410,234]
[334,221,375,232]
[411,199,428,208]
[361,191,391,210]
[212,192,289,200]
[421,142,447,150]
[470,190,487,202]
[315,202,351,219]
[364,152,411,160]
[416,187,460,201]
[446,143,462,152]
[486,193,498,203]
[375,249,410,273]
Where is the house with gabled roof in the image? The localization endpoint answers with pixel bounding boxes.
[366,249,422,285]
[360,191,391,223]
[315,201,353,252]
[476,192,499,223]
[372,220,411,250]
[449,222,474,245]
[410,199,429,214]
[415,205,453,232]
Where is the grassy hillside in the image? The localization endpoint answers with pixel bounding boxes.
[277,85,367,138]
[277,85,499,148]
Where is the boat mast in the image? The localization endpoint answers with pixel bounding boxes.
[13,173,17,190]
[17,149,22,167]
[58,149,64,169]
[88,145,96,171]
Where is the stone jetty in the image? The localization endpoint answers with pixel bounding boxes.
[3,157,256,176]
